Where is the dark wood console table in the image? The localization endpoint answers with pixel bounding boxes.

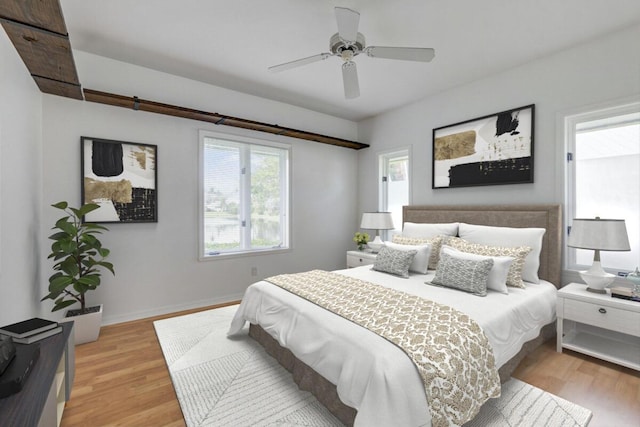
[0,321,74,427]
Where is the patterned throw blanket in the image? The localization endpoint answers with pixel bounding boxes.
[265,270,501,427]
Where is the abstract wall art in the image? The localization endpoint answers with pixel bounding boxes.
[432,104,534,189]
[81,137,157,223]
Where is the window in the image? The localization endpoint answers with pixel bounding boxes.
[379,148,411,238]
[565,102,640,273]
[199,131,290,258]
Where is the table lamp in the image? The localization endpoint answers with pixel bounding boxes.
[567,217,630,293]
[360,212,394,252]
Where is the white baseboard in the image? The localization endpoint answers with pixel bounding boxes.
[101,292,244,326]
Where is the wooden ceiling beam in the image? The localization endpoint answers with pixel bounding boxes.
[0,19,80,84]
[0,0,82,100]
[0,0,67,35]
[32,76,83,99]
[84,89,368,150]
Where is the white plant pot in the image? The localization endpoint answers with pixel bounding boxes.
[61,304,103,345]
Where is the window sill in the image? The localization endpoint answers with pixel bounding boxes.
[199,247,291,261]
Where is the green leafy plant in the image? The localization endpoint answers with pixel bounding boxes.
[42,202,115,314]
[353,231,370,250]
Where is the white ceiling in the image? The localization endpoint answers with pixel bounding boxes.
[60,0,640,122]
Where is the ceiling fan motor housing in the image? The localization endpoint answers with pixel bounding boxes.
[330,32,365,57]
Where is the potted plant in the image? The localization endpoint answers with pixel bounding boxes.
[353,231,370,251]
[42,201,115,344]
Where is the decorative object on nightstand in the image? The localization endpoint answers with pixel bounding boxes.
[567,217,630,293]
[360,212,394,252]
[353,232,370,251]
[626,267,640,297]
[610,285,640,302]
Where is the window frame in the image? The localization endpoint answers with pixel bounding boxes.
[378,146,412,240]
[564,100,640,272]
[198,130,291,260]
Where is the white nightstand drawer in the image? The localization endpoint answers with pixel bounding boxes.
[564,299,640,337]
[346,251,377,268]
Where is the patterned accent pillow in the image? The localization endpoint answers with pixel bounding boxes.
[372,246,417,278]
[392,235,443,270]
[384,241,431,274]
[430,251,494,296]
[443,236,532,288]
[441,245,513,294]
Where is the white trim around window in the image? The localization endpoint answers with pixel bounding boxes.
[563,99,640,274]
[377,146,412,240]
[198,129,291,260]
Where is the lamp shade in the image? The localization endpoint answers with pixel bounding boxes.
[360,212,394,230]
[567,218,630,251]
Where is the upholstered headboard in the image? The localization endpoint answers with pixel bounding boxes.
[403,204,563,287]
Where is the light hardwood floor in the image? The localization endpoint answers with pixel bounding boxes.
[61,303,640,427]
[512,340,640,427]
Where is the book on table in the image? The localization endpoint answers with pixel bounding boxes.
[0,318,59,339]
[610,286,640,303]
[10,326,63,344]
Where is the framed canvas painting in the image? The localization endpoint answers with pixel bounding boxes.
[81,137,157,223]
[432,104,534,189]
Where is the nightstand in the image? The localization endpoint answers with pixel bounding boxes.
[346,250,377,268]
[556,282,640,370]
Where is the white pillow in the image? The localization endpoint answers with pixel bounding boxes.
[441,246,514,294]
[384,241,431,274]
[402,222,459,239]
[392,235,443,270]
[458,223,545,284]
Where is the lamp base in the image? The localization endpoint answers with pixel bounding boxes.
[579,260,615,294]
[585,286,608,294]
[367,236,384,253]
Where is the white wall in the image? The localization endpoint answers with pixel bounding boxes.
[40,53,359,324]
[0,30,43,326]
[7,23,639,327]
[357,24,640,213]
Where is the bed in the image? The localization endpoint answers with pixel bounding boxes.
[228,204,562,426]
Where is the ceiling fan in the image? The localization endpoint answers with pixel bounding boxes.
[268,7,435,99]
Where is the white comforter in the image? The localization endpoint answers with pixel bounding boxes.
[228,266,557,427]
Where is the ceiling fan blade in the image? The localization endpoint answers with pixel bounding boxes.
[365,46,435,62]
[335,7,360,43]
[342,61,360,99]
[268,52,332,73]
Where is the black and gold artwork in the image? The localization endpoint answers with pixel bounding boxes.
[432,105,534,189]
[81,137,157,222]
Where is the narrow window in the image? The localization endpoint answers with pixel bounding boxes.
[379,148,411,238]
[566,103,639,272]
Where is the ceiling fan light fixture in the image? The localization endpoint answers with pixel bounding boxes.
[341,49,354,62]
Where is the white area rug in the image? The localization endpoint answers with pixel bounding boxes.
[154,305,592,427]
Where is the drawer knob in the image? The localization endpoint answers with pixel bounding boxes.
[598,308,607,314]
